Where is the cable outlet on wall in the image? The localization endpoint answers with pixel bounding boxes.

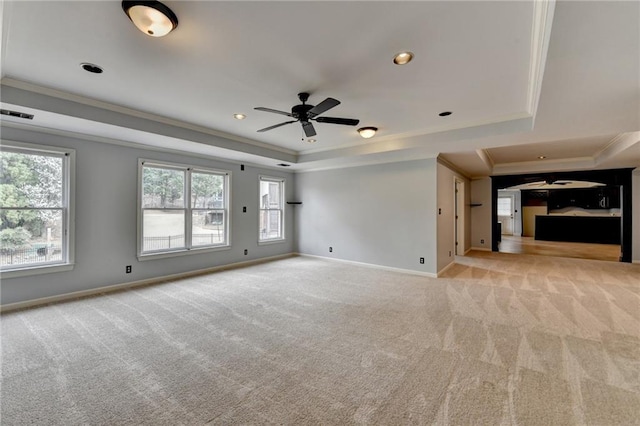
[125,265,132,274]
[329,247,333,253]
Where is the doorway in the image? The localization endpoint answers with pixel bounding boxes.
[497,194,514,236]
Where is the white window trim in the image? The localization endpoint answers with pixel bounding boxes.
[0,140,76,278]
[258,175,285,244]
[137,159,231,260]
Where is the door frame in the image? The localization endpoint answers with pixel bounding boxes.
[454,177,465,255]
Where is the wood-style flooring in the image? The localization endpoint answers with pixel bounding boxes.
[498,235,621,262]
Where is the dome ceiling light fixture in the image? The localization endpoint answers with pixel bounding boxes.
[122,1,178,37]
[358,127,378,139]
[233,113,246,120]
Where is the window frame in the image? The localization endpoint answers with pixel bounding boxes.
[258,175,285,244]
[137,159,231,260]
[0,140,75,278]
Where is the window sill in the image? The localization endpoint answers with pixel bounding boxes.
[1,263,75,279]
[138,244,231,261]
[258,238,286,246]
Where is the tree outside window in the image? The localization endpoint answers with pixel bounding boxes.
[1,148,70,269]
[140,162,229,255]
[259,176,284,242]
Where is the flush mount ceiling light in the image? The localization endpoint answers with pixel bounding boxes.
[306,138,317,144]
[358,127,378,139]
[233,113,246,120]
[122,1,178,37]
[538,155,547,159]
[393,51,414,65]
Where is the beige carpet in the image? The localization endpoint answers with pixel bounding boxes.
[1,252,639,425]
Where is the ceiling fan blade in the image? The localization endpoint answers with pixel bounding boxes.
[257,121,297,132]
[307,98,340,118]
[254,107,293,117]
[314,116,360,126]
[302,121,316,137]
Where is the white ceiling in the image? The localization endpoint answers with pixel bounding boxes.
[1,1,638,175]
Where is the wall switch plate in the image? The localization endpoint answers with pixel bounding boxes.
[125,265,132,273]
[419,257,424,264]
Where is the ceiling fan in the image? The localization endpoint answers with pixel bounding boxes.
[254,92,360,137]
[527,179,572,187]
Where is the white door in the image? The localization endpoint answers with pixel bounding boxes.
[498,195,514,235]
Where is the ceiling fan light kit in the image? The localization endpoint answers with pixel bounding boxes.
[255,92,360,138]
[122,0,178,37]
[358,127,378,139]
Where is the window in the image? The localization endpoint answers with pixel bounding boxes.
[0,143,75,275]
[139,160,229,257]
[259,176,284,242]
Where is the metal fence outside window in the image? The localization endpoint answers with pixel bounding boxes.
[1,246,63,267]
[142,234,223,252]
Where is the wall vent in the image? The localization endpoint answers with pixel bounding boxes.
[1,109,34,120]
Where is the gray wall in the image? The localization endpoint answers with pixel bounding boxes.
[1,127,295,305]
[295,159,438,274]
[436,162,471,272]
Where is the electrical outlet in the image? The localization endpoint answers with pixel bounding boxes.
[125,265,132,274]
[243,206,247,213]
[419,257,424,264]
[244,249,248,255]
[329,247,333,253]
[449,251,452,257]
[481,239,485,244]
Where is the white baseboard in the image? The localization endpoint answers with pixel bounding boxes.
[0,253,296,313]
[633,259,640,264]
[437,261,457,277]
[297,253,438,278]
[470,246,492,252]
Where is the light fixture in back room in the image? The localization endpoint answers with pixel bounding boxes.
[122,0,178,37]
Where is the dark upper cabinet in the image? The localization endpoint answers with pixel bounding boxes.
[547,186,620,210]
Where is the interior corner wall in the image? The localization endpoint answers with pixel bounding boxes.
[295,159,438,274]
[436,162,471,273]
[0,126,295,305]
[633,168,640,263]
[470,177,492,250]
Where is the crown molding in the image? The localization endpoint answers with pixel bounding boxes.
[527,0,556,117]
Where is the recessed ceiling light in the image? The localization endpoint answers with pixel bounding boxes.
[122,0,178,37]
[307,138,317,143]
[233,113,246,120]
[538,155,546,160]
[80,63,103,74]
[358,127,378,139]
[393,51,414,65]
[438,111,452,117]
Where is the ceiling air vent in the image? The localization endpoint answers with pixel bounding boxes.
[1,109,34,120]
